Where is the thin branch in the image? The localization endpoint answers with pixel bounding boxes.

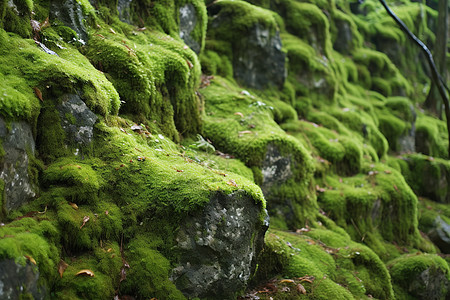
[379,0,450,157]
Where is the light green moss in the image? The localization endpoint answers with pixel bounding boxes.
[85,22,202,139]
[201,77,315,228]
[254,228,395,299]
[388,254,450,299]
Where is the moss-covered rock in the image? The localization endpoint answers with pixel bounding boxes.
[206,0,286,89]
[201,77,316,229]
[251,227,395,299]
[388,253,450,300]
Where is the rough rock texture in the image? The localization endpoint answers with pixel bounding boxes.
[390,254,450,300]
[0,260,44,299]
[232,24,286,89]
[117,0,133,24]
[333,19,353,54]
[50,0,88,44]
[428,216,450,254]
[179,4,200,54]
[57,94,98,146]
[405,156,450,203]
[0,118,36,213]
[261,144,293,189]
[398,106,416,153]
[171,191,268,299]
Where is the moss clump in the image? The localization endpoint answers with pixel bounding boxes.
[388,253,450,299]
[85,21,202,140]
[397,154,450,203]
[201,77,315,228]
[415,114,448,159]
[0,217,60,293]
[282,33,337,102]
[378,114,406,152]
[316,163,430,258]
[0,28,120,124]
[42,158,102,204]
[253,228,395,299]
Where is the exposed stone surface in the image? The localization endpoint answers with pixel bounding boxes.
[117,0,133,24]
[333,19,353,54]
[408,267,449,300]
[428,216,450,254]
[232,24,286,89]
[261,144,293,189]
[179,3,200,54]
[57,94,98,146]
[50,0,88,44]
[398,105,416,153]
[171,191,268,299]
[0,118,36,213]
[0,260,45,299]
[403,156,450,204]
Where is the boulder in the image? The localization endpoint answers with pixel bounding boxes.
[0,118,36,214]
[389,254,450,300]
[261,144,294,190]
[428,216,450,254]
[179,3,201,54]
[117,0,133,24]
[333,19,353,54]
[50,0,88,44]
[232,23,286,89]
[171,190,268,299]
[0,259,45,299]
[56,94,98,147]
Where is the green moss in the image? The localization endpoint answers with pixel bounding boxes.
[317,163,428,258]
[398,153,450,203]
[120,235,186,299]
[0,28,120,124]
[388,254,450,299]
[0,217,60,292]
[378,114,406,152]
[42,158,102,204]
[415,114,448,159]
[55,252,119,299]
[255,228,395,299]
[282,32,337,102]
[85,23,202,139]
[201,77,315,228]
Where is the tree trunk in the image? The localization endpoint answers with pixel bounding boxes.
[424,0,448,117]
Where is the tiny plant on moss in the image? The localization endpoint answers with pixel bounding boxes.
[189,134,216,153]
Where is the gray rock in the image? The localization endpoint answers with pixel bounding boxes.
[179,4,200,54]
[233,24,286,89]
[172,190,268,299]
[0,259,45,299]
[398,105,416,153]
[118,0,133,24]
[0,118,36,213]
[333,19,353,54]
[261,144,293,189]
[428,216,450,254]
[57,94,98,146]
[407,264,449,300]
[50,0,88,44]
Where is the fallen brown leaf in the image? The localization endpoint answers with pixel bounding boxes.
[58,259,68,278]
[297,283,306,294]
[76,269,95,277]
[33,87,43,102]
[69,202,78,210]
[24,255,36,265]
